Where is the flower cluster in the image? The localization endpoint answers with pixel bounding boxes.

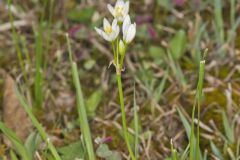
[95,2,137,158]
[95,0,136,74]
[95,0,136,44]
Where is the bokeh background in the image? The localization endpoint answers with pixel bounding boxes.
[0,0,240,159]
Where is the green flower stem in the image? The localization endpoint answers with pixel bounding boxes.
[8,0,28,83]
[116,38,119,65]
[117,73,136,160]
[120,51,126,70]
[112,42,117,64]
[120,44,127,70]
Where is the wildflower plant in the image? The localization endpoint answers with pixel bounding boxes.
[95,0,136,159]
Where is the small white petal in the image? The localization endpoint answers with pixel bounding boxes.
[115,26,120,39]
[102,32,112,41]
[122,15,131,33]
[95,27,102,35]
[123,1,130,16]
[125,23,136,43]
[111,26,120,41]
[109,34,115,41]
[118,17,124,22]
[103,18,110,30]
[116,0,124,7]
[107,4,115,17]
[112,19,118,30]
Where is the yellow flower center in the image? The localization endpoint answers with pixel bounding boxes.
[115,6,123,17]
[105,26,113,34]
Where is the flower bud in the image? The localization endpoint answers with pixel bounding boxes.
[119,40,125,55]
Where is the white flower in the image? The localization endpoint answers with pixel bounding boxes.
[108,0,130,22]
[122,15,136,44]
[95,18,120,42]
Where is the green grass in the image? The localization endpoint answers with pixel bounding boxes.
[214,0,225,57]
[7,0,27,83]
[2,1,240,159]
[133,83,139,159]
[190,50,206,160]
[66,34,96,160]
[16,88,62,160]
[173,50,207,160]
[0,122,31,160]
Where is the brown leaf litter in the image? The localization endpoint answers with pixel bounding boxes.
[1,70,32,146]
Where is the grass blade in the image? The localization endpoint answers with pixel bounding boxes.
[210,141,223,160]
[10,150,18,160]
[34,30,43,109]
[16,89,62,160]
[222,111,234,144]
[230,0,236,27]
[0,122,31,160]
[214,0,225,57]
[154,69,168,102]
[180,144,189,160]
[24,132,42,158]
[66,34,96,160]
[177,108,191,139]
[133,83,139,159]
[171,139,178,160]
[7,0,27,82]
[34,0,48,109]
[196,56,206,160]
[190,49,206,160]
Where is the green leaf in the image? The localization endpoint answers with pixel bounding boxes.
[96,144,112,158]
[149,46,166,59]
[222,111,234,143]
[67,34,95,160]
[214,0,224,44]
[96,144,121,160]
[177,108,198,159]
[16,89,62,160]
[177,108,191,139]
[58,142,85,160]
[24,132,42,158]
[180,144,189,160]
[136,24,148,39]
[86,88,103,117]
[106,151,122,160]
[133,85,139,159]
[84,59,96,70]
[142,130,153,140]
[210,141,223,160]
[171,140,178,160]
[0,122,31,160]
[67,7,95,23]
[10,150,18,160]
[153,70,168,102]
[157,0,173,11]
[169,30,187,60]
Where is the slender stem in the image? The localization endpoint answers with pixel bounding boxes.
[196,60,205,160]
[116,38,119,65]
[117,74,136,160]
[230,0,235,27]
[120,44,127,70]
[67,34,96,160]
[8,0,27,83]
[112,42,117,64]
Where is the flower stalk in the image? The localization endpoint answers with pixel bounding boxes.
[95,0,137,159]
[117,74,136,160]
